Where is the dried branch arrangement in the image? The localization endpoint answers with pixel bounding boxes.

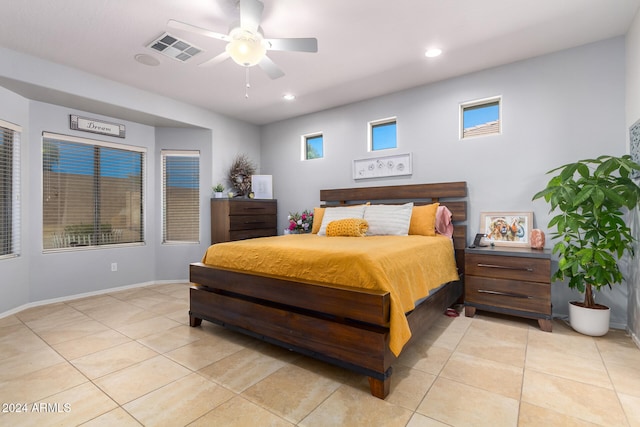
[228,153,256,197]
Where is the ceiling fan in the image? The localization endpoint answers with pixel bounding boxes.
[168,0,318,79]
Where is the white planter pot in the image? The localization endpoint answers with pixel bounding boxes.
[568,301,610,336]
[213,192,224,199]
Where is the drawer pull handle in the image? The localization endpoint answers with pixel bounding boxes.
[478,289,531,299]
[244,221,266,225]
[245,207,266,210]
[477,263,533,272]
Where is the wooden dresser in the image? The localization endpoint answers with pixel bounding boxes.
[210,198,277,244]
[464,246,552,332]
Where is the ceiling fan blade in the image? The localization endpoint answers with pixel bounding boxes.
[258,56,285,79]
[239,0,264,33]
[167,19,229,42]
[265,37,318,53]
[199,51,230,67]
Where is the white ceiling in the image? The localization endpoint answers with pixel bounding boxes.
[1,0,639,126]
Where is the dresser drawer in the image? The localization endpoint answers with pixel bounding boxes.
[229,200,277,216]
[229,228,277,241]
[229,214,277,231]
[465,276,551,315]
[466,253,550,282]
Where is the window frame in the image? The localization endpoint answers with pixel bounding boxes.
[42,132,146,252]
[369,117,397,151]
[0,119,21,260]
[460,96,502,139]
[161,149,200,244]
[301,132,324,160]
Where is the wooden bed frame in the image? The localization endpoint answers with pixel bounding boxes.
[189,182,467,399]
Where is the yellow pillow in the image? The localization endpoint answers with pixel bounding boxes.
[409,203,439,236]
[326,218,369,237]
[311,203,371,234]
[311,207,325,234]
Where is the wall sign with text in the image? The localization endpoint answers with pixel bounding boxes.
[70,115,126,138]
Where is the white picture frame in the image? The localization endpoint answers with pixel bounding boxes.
[479,211,533,247]
[353,153,412,180]
[630,118,640,179]
[251,175,273,199]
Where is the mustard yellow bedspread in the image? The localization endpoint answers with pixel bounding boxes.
[201,234,459,356]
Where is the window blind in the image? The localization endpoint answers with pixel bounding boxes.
[42,132,145,250]
[0,119,21,258]
[161,150,200,243]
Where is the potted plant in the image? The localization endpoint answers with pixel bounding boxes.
[213,183,225,198]
[532,154,640,335]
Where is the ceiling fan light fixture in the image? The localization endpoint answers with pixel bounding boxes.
[425,48,443,58]
[226,28,266,67]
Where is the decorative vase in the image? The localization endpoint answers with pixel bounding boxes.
[214,192,224,199]
[530,229,545,249]
[568,301,610,336]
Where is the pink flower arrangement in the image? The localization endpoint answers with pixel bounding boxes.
[288,209,313,233]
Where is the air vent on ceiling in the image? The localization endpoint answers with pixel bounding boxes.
[147,32,203,62]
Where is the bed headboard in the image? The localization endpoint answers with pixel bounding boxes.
[320,182,468,273]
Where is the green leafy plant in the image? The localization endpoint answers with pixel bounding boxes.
[213,183,225,192]
[532,155,640,308]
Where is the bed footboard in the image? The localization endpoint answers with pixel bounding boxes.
[189,263,462,399]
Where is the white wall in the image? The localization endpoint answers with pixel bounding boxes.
[27,102,158,301]
[154,127,213,280]
[261,37,629,327]
[0,48,261,314]
[0,87,30,312]
[625,9,640,342]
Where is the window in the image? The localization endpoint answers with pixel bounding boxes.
[461,96,501,139]
[161,150,200,243]
[42,133,145,250]
[302,133,323,160]
[0,120,21,259]
[369,118,397,151]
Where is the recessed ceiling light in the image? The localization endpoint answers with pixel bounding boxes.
[425,48,442,58]
[283,94,296,101]
[134,53,160,66]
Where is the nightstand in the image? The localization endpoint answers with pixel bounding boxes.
[464,246,552,332]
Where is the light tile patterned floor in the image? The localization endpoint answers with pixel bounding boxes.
[1,282,639,426]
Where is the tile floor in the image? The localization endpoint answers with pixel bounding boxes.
[1,282,639,426]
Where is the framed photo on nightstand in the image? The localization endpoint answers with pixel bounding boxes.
[479,211,533,247]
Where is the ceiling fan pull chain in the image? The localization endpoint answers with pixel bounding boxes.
[245,67,251,99]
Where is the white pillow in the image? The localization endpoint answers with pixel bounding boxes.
[317,205,366,236]
[363,203,414,236]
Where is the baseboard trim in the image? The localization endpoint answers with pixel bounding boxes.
[627,327,640,350]
[0,279,188,320]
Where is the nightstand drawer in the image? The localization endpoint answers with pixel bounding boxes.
[229,200,277,216]
[466,253,550,282]
[466,276,551,315]
[229,214,277,230]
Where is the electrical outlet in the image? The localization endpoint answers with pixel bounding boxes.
[111,262,117,272]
